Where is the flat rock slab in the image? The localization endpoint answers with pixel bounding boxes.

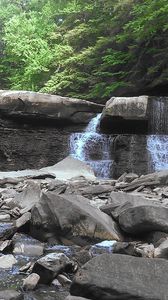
[71,254,168,300]
[0,156,96,181]
[0,90,103,124]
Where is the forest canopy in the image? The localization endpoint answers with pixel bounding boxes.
[1,0,168,102]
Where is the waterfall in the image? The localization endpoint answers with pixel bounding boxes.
[70,114,113,178]
[149,98,168,134]
[147,135,168,171]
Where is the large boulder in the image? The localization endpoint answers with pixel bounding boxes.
[0,90,103,124]
[70,254,168,300]
[100,191,160,220]
[119,205,168,235]
[100,96,149,133]
[31,192,122,245]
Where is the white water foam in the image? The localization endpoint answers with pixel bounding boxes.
[70,114,113,178]
[147,135,168,170]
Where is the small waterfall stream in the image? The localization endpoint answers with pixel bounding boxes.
[70,114,113,178]
[147,98,168,171]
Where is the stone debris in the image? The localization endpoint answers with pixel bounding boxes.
[0,164,167,299]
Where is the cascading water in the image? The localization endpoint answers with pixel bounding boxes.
[147,98,168,171]
[147,135,168,171]
[70,114,113,178]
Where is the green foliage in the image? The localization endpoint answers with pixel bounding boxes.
[1,0,168,101]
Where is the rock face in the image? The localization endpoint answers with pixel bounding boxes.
[100,96,149,133]
[0,90,103,124]
[70,254,168,300]
[31,192,122,245]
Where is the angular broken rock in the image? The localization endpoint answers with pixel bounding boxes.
[103,191,160,220]
[119,205,168,234]
[70,254,168,300]
[14,212,31,229]
[31,192,122,245]
[23,273,40,291]
[32,253,73,284]
[11,181,41,212]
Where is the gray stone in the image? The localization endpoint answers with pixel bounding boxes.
[14,212,31,228]
[100,96,149,133]
[31,192,122,245]
[0,290,23,300]
[11,182,41,212]
[119,205,168,234]
[22,273,40,291]
[66,297,90,300]
[100,191,159,220]
[0,157,96,181]
[70,254,168,299]
[0,90,103,124]
[0,254,17,269]
[32,253,73,284]
[154,238,168,259]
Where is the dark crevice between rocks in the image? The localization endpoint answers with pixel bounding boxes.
[100,116,148,134]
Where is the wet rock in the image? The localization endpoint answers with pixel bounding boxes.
[32,253,73,284]
[119,205,168,234]
[31,192,122,245]
[12,233,44,256]
[0,290,23,300]
[70,254,168,300]
[0,254,17,269]
[14,212,31,229]
[23,273,40,291]
[90,240,116,257]
[0,223,16,240]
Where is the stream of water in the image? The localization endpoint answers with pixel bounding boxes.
[70,114,113,178]
[70,111,168,178]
